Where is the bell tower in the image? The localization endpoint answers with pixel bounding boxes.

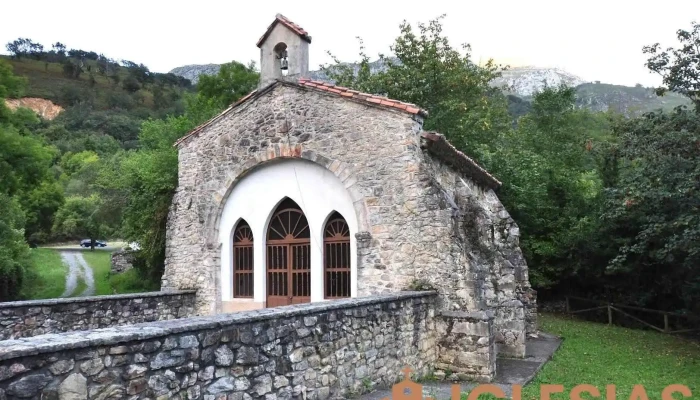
[257,14,311,87]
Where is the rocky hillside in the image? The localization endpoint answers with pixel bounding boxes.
[575,82,690,114]
[170,63,692,115]
[5,98,64,120]
[493,67,587,96]
[169,64,221,85]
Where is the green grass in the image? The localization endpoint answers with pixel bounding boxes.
[21,248,67,299]
[109,268,158,294]
[82,249,156,294]
[22,248,156,300]
[82,249,113,295]
[518,314,700,400]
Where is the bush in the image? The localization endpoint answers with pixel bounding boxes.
[122,76,141,93]
[0,194,31,301]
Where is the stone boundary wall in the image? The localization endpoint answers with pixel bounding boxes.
[0,291,196,340]
[110,249,137,274]
[0,292,438,400]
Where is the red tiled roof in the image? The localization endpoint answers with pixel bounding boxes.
[298,78,428,117]
[257,14,312,48]
[420,132,502,190]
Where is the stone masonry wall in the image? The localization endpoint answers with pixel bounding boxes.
[166,82,424,315]
[165,81,536,358]
[0,292,438,400]
[0,291,196,340]
[414,151,537,357]
[110,249,136,274]
[436,311,496,382]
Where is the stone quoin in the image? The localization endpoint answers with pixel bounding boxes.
[163,11,537,372]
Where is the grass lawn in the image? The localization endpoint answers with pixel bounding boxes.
[21,248,67,299]
[23,248,156,299]
[82,249,156,295]
[517,314,700,400]
[82,250,113,295]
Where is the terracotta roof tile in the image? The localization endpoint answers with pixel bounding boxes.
[257,14,312,48]
[420,132,501,190]
[296,77,428,117]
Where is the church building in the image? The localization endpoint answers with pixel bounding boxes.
[163,14,536,358]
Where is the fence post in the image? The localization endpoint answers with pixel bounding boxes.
[565,297,570,314]
[608,303,613,326]
[664,313,669,333]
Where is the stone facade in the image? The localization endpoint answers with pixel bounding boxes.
[0,291,196,340]
[0,292,439,400]
[436,311,495,382]
[165,81,536,357]
[110,249,136,274]
[418,152,535,357]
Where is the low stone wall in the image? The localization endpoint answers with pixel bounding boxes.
[436,311,496,382]
[0,292,438,400]
[0,291,196,340]
[110,249,137,274]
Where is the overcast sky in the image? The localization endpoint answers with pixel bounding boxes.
[1,0,698,87]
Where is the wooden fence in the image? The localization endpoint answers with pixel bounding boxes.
[565,296,699,335]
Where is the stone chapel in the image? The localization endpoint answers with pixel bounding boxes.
[163,14,537,358]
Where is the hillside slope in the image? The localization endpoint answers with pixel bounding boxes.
[3,56,192,111]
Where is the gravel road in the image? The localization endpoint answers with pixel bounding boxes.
[59,252,95,297]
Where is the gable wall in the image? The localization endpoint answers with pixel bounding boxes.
[165,84,424,315]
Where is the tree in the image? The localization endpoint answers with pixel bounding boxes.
[322,15,511,160]
[0,126,55,197]
[98,93,220,283]
[52,194,103,249]
[0,194,30,301]
[52,42,67,58]
[602,109,700,313]
[490,86,611,290]
[644,21,700,110]
[122,76,141,93]
[0,60,26,99]
[62,60,83,80]
[5,38,34,59]
[196,61,259,109]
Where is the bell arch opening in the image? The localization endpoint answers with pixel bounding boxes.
[273,42,289,76]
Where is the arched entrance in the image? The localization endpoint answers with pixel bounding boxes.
[266,198,311,307]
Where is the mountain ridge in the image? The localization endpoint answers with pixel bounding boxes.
[170,63,692,115]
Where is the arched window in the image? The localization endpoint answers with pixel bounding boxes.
[324,212,351,298]
[233,220,254,298]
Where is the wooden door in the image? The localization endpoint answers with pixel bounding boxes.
[266,199,310,307]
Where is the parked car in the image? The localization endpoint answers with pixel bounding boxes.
[80,239,107,248]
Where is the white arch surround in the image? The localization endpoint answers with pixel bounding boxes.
[218,159,358,312]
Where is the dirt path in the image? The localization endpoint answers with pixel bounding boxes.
[59,252,96,297]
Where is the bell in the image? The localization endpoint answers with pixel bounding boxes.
[280,57,289,71]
